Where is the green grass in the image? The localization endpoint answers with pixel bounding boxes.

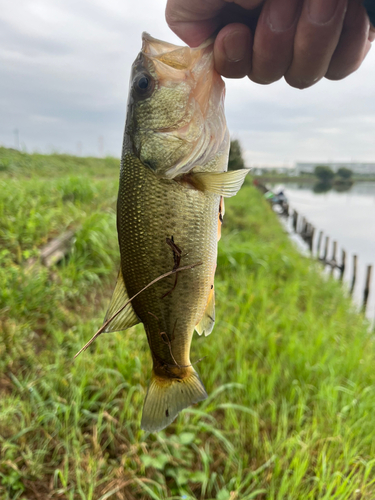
[1,148,375,499]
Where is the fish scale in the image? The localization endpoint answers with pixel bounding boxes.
[118,154,219,367]
[97,32,250,432]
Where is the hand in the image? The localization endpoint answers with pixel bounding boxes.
[166,0,375,89]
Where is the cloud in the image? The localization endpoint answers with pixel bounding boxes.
[225,56,375,164]
[0,0,374,162]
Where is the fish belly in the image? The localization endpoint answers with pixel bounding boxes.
[117,154,219,432]
[117,153,219,368]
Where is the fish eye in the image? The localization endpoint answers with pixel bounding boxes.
[133,72,154,98]
[138,76,149,89]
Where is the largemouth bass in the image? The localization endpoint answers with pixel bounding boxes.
[104,33,249,432]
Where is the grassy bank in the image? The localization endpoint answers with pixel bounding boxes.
[1,148,375,499]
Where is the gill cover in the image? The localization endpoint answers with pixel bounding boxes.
[125,32,230,179]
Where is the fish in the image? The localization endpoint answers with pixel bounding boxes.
[103,32,249,432]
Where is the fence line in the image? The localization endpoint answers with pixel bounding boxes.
[287,207,372,313]
[255,182,374,320]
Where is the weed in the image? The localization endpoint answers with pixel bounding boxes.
[0,148,374,499]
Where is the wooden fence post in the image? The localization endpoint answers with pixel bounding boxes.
[330,241,337,275]
[323,236,330,263]
[363,265,373,312]
[316,231,323,259]
[350,255,357,296]
[340,250,346,281]
[309,227,315,253]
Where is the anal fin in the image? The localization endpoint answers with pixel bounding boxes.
[195,287,215,337]
[103,269,140,333]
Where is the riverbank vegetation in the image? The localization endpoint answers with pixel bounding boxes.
[254,171,375,185]
[312,165,353,192]
[1,147,375,499]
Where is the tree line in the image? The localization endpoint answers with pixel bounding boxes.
[314,165,353,183]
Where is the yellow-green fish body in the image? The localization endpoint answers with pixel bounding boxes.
[103,33,249,431]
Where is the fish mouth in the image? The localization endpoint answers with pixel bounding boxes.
[141,31,219,110]
[140,33,228,178]
[141,32,214,67]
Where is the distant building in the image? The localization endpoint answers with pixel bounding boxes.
[252,166,295,176]
[295,162,375,176]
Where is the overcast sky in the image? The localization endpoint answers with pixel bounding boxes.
[1,0,375,166]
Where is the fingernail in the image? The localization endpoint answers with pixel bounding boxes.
[223,30,248,62]
[267,0,300,32]
[307,0,341,25]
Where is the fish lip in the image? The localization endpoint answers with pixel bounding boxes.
[141,32,215,55]
[142,32,182,53]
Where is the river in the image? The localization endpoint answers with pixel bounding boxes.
[271,181,375,325]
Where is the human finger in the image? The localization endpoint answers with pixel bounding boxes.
[165,0,263,47]
[165,0,224,47]
[326,0,371,80]
[214,23,253,78]
[285,0,348,89]
[249,0,303,84]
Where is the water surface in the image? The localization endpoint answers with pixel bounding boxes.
[273,181,375,324]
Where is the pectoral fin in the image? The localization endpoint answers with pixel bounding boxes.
[195,287,215,337]
[192,168,250,197]
[103,269,140,333]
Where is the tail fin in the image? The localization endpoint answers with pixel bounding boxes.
[141,368,207,432]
